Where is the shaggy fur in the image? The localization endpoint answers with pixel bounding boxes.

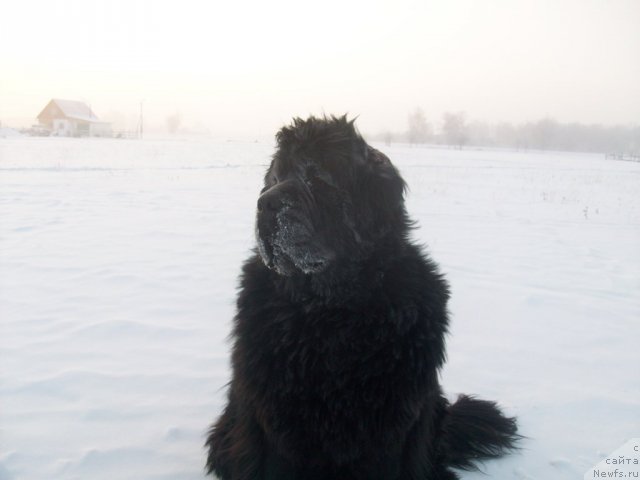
[206,115,518,479]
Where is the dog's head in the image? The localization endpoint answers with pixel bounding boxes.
[255,115,408,276]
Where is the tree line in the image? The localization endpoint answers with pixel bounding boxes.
[376,108,640,155]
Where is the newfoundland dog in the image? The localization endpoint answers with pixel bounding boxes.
[206,115,518,479]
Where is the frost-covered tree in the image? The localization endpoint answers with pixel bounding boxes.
[407,108,432,144]
[530,117,559,150]
[442,111,468,149]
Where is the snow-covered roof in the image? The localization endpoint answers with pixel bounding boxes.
[38,99,101,123]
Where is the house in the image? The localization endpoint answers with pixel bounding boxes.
[36,99,112,137]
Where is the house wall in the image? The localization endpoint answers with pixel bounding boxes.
[52,120,104,137]
[52,119,72,136]
[37,102,62,129]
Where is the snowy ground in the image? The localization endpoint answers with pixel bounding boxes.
[1,137,638,480]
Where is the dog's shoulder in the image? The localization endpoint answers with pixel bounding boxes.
[381,242,450,311]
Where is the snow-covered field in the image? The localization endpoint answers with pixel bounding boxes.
[1,137,638,480]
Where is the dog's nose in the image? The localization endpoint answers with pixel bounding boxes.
[257,189,282,213]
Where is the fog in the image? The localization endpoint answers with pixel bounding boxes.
[1,0,639,138]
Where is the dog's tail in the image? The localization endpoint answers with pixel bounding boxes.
[437,394,520,471]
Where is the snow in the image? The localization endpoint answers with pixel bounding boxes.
[1,137,639,480]
[0,128,22,139]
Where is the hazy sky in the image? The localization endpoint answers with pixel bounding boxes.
[1,0,638,137]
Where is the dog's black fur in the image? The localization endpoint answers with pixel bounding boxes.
[206,115,518,479]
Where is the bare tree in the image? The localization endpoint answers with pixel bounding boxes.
[407,108,432,144]
[530,117,559,150]
[442,111,468,149]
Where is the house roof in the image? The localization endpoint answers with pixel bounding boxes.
[38,99,101,123]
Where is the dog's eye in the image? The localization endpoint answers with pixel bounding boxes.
[303,174,315,187]
[305,165,335,188]
[313,170,336,188]
[318,171,334,185]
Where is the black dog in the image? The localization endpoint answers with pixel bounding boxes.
[206,115,518,479]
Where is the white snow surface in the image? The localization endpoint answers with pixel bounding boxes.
[0,129,21,139]
[1,137,639,480]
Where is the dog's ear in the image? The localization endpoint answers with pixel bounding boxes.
[364,146,403,185]
[365,146,392,167]
[356,145,408,212]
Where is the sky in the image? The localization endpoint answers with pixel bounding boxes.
[1,0,639,137]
